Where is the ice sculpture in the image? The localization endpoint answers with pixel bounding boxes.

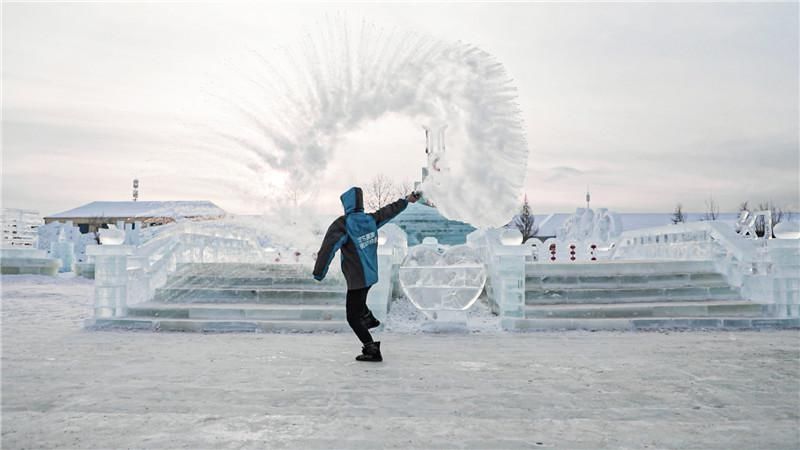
[557,207,622,243]
[38,220,96,264]
[736,210,774,239]
[399,242,486,314]
[50,228,75,273]
[98,225,126,245]
[203,17,528,228]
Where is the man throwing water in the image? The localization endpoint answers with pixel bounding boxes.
[313,187,420,362]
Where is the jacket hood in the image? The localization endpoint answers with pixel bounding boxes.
[340,187,364,214]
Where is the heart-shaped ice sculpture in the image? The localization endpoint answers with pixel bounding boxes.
[399,244,486,311]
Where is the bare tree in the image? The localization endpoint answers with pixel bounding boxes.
[671,203,685,224]
[759,201,785,227]
[395,179,414,198]
[704,195,719,221]
[514,196,538,243]
[365,174,396,210]
[739,201,749,213]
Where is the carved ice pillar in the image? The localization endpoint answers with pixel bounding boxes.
[489,230,528,329]
[51,227,75,273]
[366,237,394,327]
[87,245,133,318]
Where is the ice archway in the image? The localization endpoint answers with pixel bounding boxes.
[206,17,529,228]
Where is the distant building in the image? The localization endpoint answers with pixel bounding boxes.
[44,201,226,234]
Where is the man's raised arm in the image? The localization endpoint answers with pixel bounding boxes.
[370,192,420,228]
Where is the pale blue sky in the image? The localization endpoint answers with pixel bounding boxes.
[3,2,798,217]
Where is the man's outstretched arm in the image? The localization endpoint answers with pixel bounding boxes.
[370,193,420,228]
[313,218,347,281]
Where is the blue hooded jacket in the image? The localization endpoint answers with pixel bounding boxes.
[313,187,408,290]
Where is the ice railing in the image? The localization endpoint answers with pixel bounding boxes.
[465,222,799,323]
[610,221,758,267]
[89,220,408,320]
[609,221,799,316]
[125,220,273,306]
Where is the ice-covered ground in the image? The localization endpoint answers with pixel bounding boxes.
[2,275,799,449]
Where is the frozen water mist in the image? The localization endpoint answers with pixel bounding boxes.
[205,16,529,228]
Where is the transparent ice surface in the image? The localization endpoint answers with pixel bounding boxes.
[399,244,486,311]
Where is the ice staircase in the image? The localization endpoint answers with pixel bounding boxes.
[505,260,799,331]
[94,263,352,332]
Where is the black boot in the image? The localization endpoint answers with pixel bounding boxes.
[355,341,382,362]
[361,308,381,330]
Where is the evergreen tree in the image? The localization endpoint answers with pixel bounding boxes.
[672,203,685,224]
[514,195,537,243]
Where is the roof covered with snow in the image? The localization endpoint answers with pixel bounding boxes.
[46,201,226,219]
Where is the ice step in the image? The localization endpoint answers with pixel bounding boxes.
[153,296,347,306]
[128,303,347,321]
[172,270,318,279]
[526,272,728,289]
[154,287,346,304]
[526,260,716,276]
[502,317,800,331]
[175,262,315,276]
[87,318,351,333]
[164,276,343,288]
[176,262,311,269]
[524,301,766,319]
[525,286,741,304]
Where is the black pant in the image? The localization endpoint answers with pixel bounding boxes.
[346,286,372,345]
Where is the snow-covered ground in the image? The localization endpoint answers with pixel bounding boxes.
[2,275,799,449]
[384,293,501,334]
